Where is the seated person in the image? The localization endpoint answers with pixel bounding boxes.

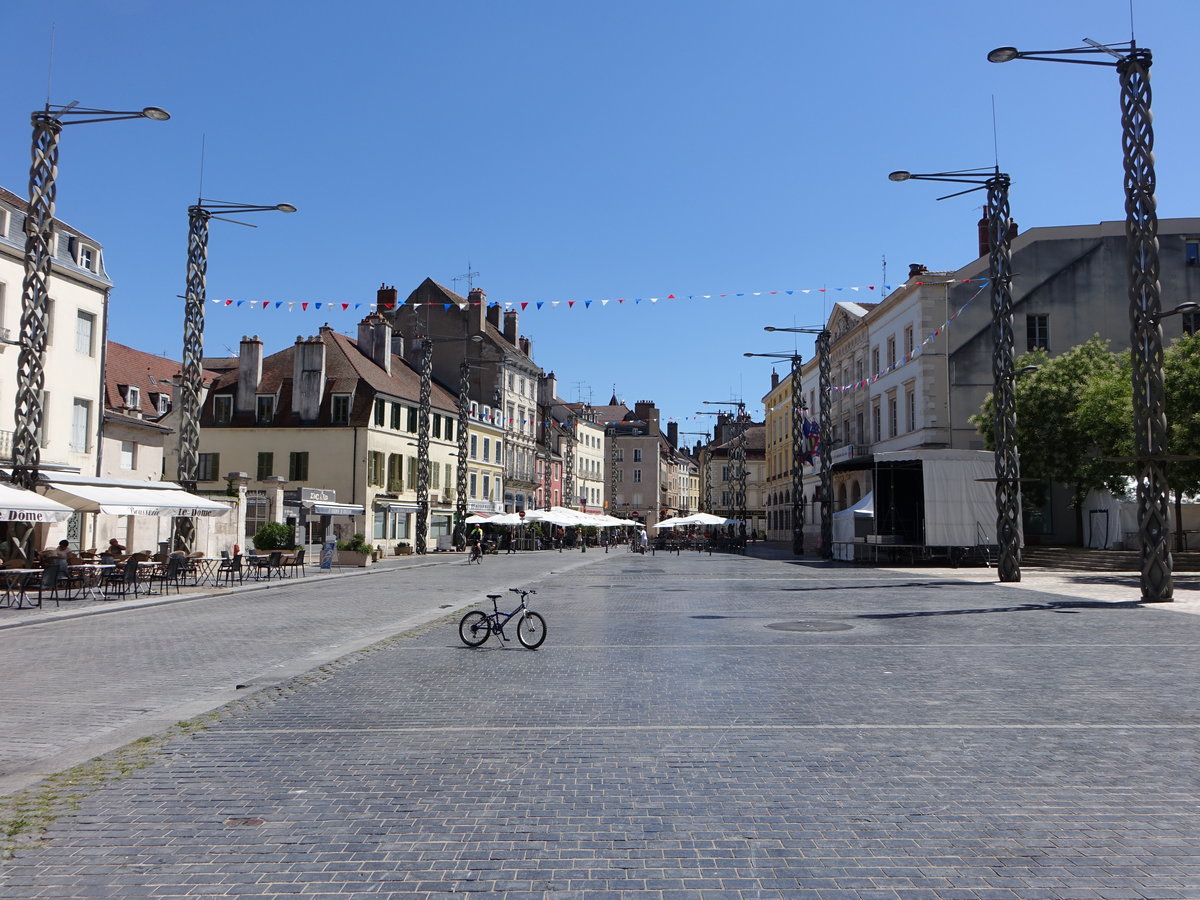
[107,538,126,558]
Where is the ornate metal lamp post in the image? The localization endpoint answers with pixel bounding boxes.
[12,103,170,491]
[989,38,1172,602]
[700,401,749,534]
[745,351,805,555]
[888,167,1021,582]
[764,326,833,558]
[174,199,295,553]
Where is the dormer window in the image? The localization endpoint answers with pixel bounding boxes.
[156,393,170,415]
[78,244,97,272]
[0,208,9,240]
[213,395,233,425]
[256,395,275,424]
[126,386,141,410]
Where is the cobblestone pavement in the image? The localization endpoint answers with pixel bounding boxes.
[3,549,1199,899]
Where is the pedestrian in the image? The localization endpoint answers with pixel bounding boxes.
[107,538,126,557]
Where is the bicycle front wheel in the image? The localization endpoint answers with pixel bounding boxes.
[459,610,491,647]
[516,611,546,649]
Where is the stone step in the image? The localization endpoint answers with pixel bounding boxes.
[1021,546,1200,572]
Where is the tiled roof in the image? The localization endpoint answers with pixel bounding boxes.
[104,341,216,419]
[204,326,459,427]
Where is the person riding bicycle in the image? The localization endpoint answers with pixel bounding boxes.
[469,525,484,561]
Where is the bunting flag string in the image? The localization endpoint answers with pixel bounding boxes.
[205,278,990,313]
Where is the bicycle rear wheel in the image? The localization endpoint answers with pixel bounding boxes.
[516,611,546,649]
[459,610,490,647]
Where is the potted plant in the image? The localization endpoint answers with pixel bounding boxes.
[394,542,412,556]
[336,533,373,567]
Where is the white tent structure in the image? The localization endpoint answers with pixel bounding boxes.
[832,491,875,561]
[0,482,74,523]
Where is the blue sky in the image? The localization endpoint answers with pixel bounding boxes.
[4,0,1198,437]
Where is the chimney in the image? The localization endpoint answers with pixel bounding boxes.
[292,335,327,422]
[541,371,557,406]
[908,263,928,280]
[376,283,398,311]
[633,400,660,436]
[519,335,532,357]
[236,335,263,413]
[771,370,780,390]
[977,208,1019,259]
[468,287,487,335]
[391,330,404,359]
[486,303,502,329]
[356,312,392,375]
[667,421,678,447]
[503,309,519,345]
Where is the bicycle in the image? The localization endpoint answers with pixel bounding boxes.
[458,588,546,649]
[468,541,484,564]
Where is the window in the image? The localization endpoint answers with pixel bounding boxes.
[633,469,642,483]
[482,474,490,499]
[1027,314,1049,351]
[433,415,442,439]
[904,325,914,359]
[888,393,898,438]
[125,386,140,410]
[257,451,274,480]
[431,462,440,490]
[1184,311,1199,336]
[872,402,881,443]
[75,311,95,356]
[288,451,309,481]
[871,346,880,377]
[615,448,624,462]
[886,336,896,369]
[407,407,417,432]
[70,398,91,451]
[470,472,478,498]
[483,437,490,462]
[407,456,417,488]
[470,434,478,459]
[633,448,642,462]
[120,440,136,470]
[0,208,8,239]
[256,395,275,424]
[78,244,97,272]
[495,443,502,465]
[387,454,403,491]
[906,388,916,432]
[1187,240,1200,266]
[212,395,233,424]
[331,394,351,425]
[368,451,385,486]
[156,393,170,415]
[445,418,454,441]
[507,403,515,429]
[197,452,220,482]
[374,399,386,426]
[391,402,401,429]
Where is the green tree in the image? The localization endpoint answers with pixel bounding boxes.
[972,335,1128,544]
[1076,332,1200,550]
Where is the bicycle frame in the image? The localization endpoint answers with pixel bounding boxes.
[482,598,528,639]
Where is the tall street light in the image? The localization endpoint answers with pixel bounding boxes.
[745,351,805,556]
[765,326,833,558]
[989,38,1172,602]
[175,199,295,553]
[888,167,1022,582]
[12,103,170,491]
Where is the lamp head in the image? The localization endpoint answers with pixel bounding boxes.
[763,326,777,332]
[987,46,1020,63]
[888,170,912,182]
[141,107,171,121]
[275,203,297,213]
[1174,301,1200,314]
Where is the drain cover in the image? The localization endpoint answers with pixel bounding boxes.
[767,620,853,632]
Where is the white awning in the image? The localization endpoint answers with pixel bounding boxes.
[0,482,75,523]
[305,501,365,516]
[42,478,231,517]
[374,500,420,513]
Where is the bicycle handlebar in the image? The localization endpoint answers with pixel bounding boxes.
[509,587,536,596]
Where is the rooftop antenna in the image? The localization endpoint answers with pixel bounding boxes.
[452,260,480,295]
[198,134,206,201]
[881,254,887,294]
[991,95,1000,168]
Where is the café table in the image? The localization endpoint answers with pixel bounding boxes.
[1,569,43,609]
[68,563,113,601]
